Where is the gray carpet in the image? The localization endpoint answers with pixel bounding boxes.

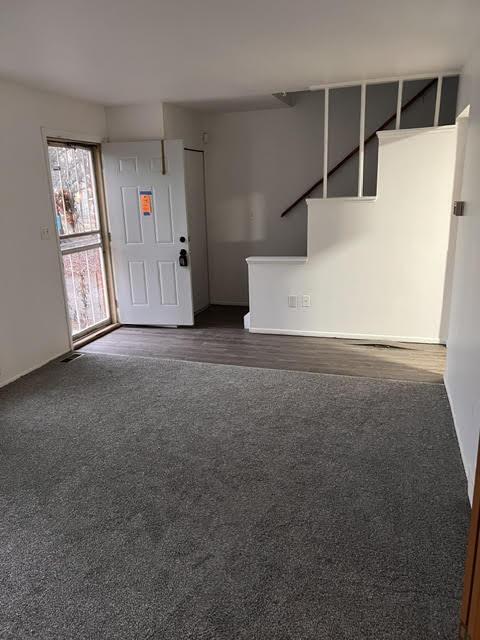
[0,354,470,639]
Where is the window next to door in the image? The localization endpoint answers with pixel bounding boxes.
[47,141,113,340]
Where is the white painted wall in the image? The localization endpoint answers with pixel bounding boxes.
[445,48,480,501]
[247,126,457,342]
[0,78,106,387]
[105,103,164,141]
[163,103,205,150]
[203,92,324,305]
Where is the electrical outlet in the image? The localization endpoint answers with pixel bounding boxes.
[302,295,311,307]
[288,295,297,308]
[40,226,50,240]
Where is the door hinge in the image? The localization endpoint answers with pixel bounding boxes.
[107,231,112,242]
[453,201,465,216]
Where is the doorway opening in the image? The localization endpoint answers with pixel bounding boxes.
[184,147,210,314]
[47,140,115,343]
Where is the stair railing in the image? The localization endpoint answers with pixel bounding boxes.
[280,78,437,217]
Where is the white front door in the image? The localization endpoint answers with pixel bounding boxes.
[102,139,193,326]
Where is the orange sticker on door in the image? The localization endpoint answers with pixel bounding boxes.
[140,190,153,216]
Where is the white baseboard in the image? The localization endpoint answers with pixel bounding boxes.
[444,373,474,504]
[248,327,443,344]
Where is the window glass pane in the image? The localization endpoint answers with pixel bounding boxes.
[62,247,109,335]
[48,145,100,235]
[363,82,398,197]
[327,85,360,197]
[439,75,460,125]
[400,78,437,129]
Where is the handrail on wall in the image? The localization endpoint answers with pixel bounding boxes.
[280,78,437,218]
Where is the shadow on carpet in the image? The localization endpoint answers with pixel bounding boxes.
[0,354,470,639]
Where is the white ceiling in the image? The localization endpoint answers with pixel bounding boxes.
[0,0,478,108]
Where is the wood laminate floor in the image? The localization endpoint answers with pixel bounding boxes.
[81,305,446,383]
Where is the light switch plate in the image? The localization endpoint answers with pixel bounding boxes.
[302,295,311,307]
[40,226,50,240]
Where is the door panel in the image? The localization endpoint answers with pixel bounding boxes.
[121,187,143,243]
[128,261,148,305]
[102,140,193,326]
[153,184,174,243]
[158,261,178,305]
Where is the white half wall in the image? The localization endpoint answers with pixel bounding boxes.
[445,48,480,501]
[0,78,106,387]
[247,126,457,342]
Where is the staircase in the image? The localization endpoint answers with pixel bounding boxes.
[247,124,457,341]
[280,79,437,217]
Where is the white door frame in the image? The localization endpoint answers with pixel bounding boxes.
[184,146,211,314]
